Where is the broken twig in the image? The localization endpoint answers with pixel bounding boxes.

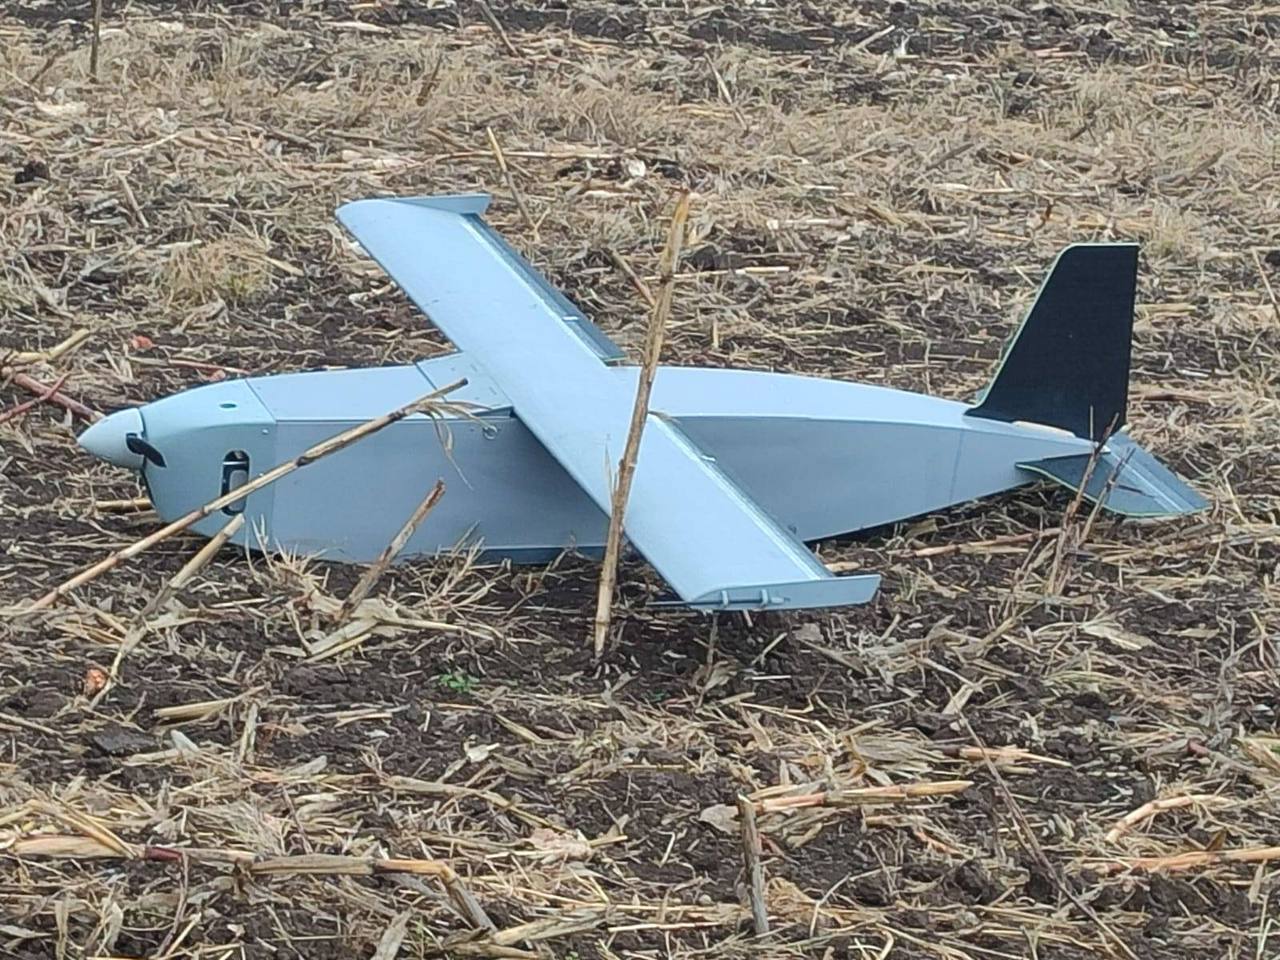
[8,372,100,422]
[486,127,537,241]
[1104,794,1229,844]
[335,479,446,625]
[0,373,69,425]
[1091,845,1280,874]
[95,512,247,701]
[737,794,769,935]
[592,191,691,656]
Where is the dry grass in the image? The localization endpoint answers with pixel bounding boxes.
[2,1,1279,958]
[162,234,274,308]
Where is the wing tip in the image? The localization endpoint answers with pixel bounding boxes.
[337,193,493,223]
[687,574,881,611]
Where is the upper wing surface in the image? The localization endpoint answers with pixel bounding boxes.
[338,195,878,609]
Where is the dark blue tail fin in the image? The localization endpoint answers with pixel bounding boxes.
[968,244,1138,443]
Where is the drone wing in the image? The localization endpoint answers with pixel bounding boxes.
[337,195,878,610]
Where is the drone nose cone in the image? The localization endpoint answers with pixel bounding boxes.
[78,407,146,470]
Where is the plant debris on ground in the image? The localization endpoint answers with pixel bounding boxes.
[1,1,1278,958]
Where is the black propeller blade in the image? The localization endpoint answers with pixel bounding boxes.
[125,433,167,468]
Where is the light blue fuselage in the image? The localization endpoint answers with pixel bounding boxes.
[124,354,1095,563]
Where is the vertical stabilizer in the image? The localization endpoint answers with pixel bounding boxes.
[968,244,1138,442]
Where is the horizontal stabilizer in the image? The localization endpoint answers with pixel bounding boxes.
[1018,434,1207,517]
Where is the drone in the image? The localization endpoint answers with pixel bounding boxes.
[77,194,1206,611]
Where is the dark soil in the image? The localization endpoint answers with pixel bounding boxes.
[3,1,1278,958]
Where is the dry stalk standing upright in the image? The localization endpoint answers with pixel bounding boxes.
[592,191,693,656]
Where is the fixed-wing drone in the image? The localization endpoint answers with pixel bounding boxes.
[78,194,1206,611]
